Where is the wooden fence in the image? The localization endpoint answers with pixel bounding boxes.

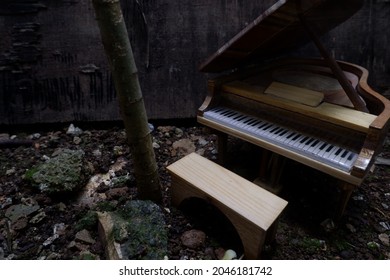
[1,0,389,125]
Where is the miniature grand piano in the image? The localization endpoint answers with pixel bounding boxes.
[197,0,390,217]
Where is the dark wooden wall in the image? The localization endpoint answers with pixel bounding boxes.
[1,0,389,125]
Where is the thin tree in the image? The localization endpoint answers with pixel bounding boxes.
[92,0,162,202]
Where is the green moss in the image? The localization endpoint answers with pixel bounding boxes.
[298,237,325,253]
[75,211,98,231]
[96,201,117,212]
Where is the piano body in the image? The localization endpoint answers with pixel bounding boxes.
[197,0,390,217]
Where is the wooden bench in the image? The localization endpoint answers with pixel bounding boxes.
[166,152,288,259]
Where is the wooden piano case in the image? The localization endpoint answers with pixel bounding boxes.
[197,0,390,218]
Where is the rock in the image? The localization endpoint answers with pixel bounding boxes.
[378,233,389,246]
[98,200,168,260]
[222,249,238,260]
[57,202,67,211]
[214,247,226,260]
[29,210,46,224]
[375,157,390,166]
[105,187,129,200]
[46,252,61,260]
[157,126,174,133]
[0,133,10,140]
[5,204,40,223]
[97,211,122,260]
[25,149,90,194]
[78,250,100,260]
[172,139,196,156]
[66,123,83,135]
[346,223,356,233]
[180,229,206,249]
[174,128,183,136]
[367,241,380,249]
[92,149,102,157]
[113,146,124,156]
[43,223,67,246]
[12,217,28,231]
[75,229,95,245]
[197,137,208,146]
[6,167,16,175]
[28,133,41,140]
[379,222,390,231]
[73,136,82,145]
[204,247,216,259]
[320,218,335,232]
[0,197,12,209]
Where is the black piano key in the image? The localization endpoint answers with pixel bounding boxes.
[291,133,301,141]
[335,148,343,156]
[269,126,280,133]
[278,129,288,136]
[319,143,327,150]
[234,115,247,121]
[246,119,259,126]
[285,131,295,139]
[311,139,319,147]
[300,136,309,143]
[305,138,314,146]
[326,145,334,152]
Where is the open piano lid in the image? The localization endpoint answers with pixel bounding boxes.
[199,0,364,73]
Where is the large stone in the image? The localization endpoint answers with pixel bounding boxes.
[98,200,168,260]
[5,204,40,223]
[25,149,90,194]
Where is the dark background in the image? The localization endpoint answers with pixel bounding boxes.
[1,0,389,125]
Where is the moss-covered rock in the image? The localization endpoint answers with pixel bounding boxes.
[116,200,168,260]
[25,149,90,194]
[98,200,168,260]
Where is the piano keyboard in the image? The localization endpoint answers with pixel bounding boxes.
[203,107,358,172]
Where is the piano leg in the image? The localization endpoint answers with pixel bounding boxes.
[216,131,228,166]
[336,181,356,219]
[254,150,285,195]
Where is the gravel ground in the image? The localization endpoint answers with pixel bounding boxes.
[0,123,389,260]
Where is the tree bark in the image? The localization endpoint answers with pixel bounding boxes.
[92,0,162,202]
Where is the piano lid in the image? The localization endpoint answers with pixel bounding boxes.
[199,0,364,73]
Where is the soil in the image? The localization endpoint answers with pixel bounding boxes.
[0,122,389,260]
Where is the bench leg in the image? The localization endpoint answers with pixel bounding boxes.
[170,176,270,259]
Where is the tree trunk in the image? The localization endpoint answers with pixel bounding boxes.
[92,0,162,202]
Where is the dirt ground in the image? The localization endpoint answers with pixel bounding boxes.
[0,122,389,260]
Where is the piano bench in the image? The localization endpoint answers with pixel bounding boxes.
[166,152,288,259]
